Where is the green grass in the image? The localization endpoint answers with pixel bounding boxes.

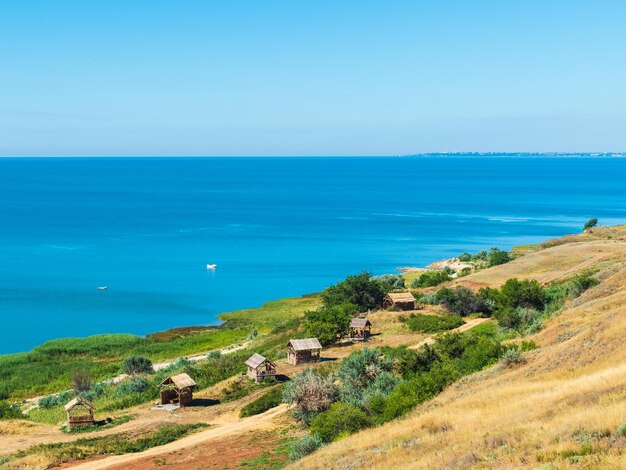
[0,295,318,400]
[6,423,208,467]
[240,385,284,418]
[405,313,465,333]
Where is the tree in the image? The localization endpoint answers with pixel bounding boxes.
[122,356,154,376]
[304,303,359,346]
[583,218,598,231]
[487,247,511,267]
[373,274,405,291]
[498,278,546,311]
[435,286,491,316]
[321,272,386,310]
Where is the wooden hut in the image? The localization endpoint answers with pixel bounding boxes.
[349,317,372,340]
[64,396,95,429]
[383,292,416,310]
[287,338,322,365]
[159,373,197,407]
[245,353,277,383]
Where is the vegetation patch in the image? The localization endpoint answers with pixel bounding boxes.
[405,314,465,333]
[7,423,208,466]
[240,385,284,418]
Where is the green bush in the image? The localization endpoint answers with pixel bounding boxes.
[458,252,472,262]
[405,314,464,333]
[122,356,153,376]
[410,271,451,288]
[288,433,324,460]
[282,368,337,424]
[0,400,23,420]
[309,402,371,442]
[304,303,359,346]
[240,385,283,418]
[435,286,491,316]
[373,274,405,291]
[114,377,150,397]
[487,247,511,267]
[500,348,524,367]
[39,390,74,409]
[337,348,393,406]
[321,272,386,311]
[499,278,546,311]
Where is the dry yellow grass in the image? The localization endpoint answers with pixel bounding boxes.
[294,226,626,469]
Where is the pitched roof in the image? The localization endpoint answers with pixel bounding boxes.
[159,373,197,389]
[350,318,371,328]
[288,338,322,351]
[245,353,274,369]
[386,292,416,303]
[64,395,95,411]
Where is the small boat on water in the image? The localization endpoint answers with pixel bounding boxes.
[206,264,218,270]
[97,286,108,291]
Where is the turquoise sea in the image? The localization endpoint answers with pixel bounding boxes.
[1,156,625,354]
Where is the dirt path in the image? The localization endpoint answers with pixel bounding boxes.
[67,404,289,470]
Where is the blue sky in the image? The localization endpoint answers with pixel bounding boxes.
[1,1,625,156]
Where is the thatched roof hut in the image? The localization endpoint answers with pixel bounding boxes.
[287,338,322,365]
[245,353,277,383]
[349,317,372,340]
[383,292,416,310]
[159,373,197,407]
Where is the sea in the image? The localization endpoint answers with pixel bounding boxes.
[1,155,625,354]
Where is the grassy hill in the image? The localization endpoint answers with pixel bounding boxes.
[294,226,626,469]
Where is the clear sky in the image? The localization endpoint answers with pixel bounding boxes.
[1,1,625,156]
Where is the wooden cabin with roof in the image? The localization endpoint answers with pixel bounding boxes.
[349,317,372,340]
[383,292,416,310]
[245,353,277,383]
[159,373,197,407]
[65,396,95,429]
[287,338,322,365]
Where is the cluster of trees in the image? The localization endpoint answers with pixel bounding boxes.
[304,272,400,346]
[409,270,450,288]
[426,274,598,333]
[284,327,504,458]
[458,247,511,267]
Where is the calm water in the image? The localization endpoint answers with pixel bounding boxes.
[1,156,625,353]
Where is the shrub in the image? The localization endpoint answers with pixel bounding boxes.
[282,368,337,423]
[498,278,546,311]
[458,252,472,262]
[321,272,386,311]
[114,377,150,397]
[0,400,22,420]
[71,369,93,392]
[309,402,371,442]
[39,390,74,409]
[583,218,598,231]
[457,267,472,277]
[410,271,451,288]
[373,274,405,291]
[337,348,392,406]
[207,350,222,360]
[405,314,464,333]
[500,348,524,367]
[487,247,511,267]
[248,329,258,340]
[288,433,324,460]
[122,356,153,376]
[436,286,491,316]
[239,385,283,418]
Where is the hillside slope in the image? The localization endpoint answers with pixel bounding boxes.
[295,226,626,469]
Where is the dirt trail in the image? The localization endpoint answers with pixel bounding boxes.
[67,404,289,470]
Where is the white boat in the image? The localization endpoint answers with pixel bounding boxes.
[206,264,218,270]
[97,286,108,291]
